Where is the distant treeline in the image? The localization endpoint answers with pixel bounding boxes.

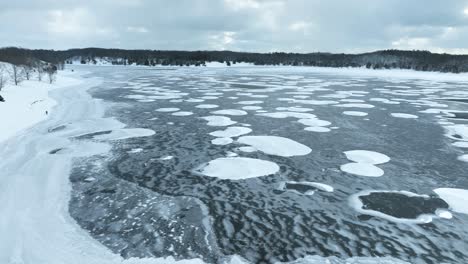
[1,47,468,73]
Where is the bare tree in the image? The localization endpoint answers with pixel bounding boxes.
[35,62,44,81]
[23,65,33,80]
[46,66,57,84]
[9,64,24,86]
[0,65,7,91]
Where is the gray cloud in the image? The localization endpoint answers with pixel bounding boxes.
[1,0,468,53]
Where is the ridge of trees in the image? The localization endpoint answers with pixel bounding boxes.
[1,47,468,73]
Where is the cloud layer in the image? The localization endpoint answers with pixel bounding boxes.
[1,0,468,53]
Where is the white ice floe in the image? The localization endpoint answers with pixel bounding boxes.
[340,163,384,177]
[343,111,368,117]
[293,99,339,105]
[211,137,233,145]
[211,109,248,116]
[335,103,375,108]
[275,107,313,112]
[304,127,331,133]
[390,113,419,119]
[238,146,257,152]
[436,209,453,219]
[201,116,237,126]
[283,255,411,264]
[93,128,156,141]
[198,157,279,180]
[209,126,252,138]
[344,150,390,164]
[452,141,468,148]
[457,154,468,162]
[242,106,263,111]
[172,111,194,116]
[185,98,205,103]
[259,112,318,119]
[156,108,180,112]
[236,100,263,105]
[445,124,468,141]
[298,119,331,127]
[237,136,311,157]
[434,188,468,215]
[127,148,143,153]
[195,104,219,109]
[341,150,390,177]
[160,155,174,160]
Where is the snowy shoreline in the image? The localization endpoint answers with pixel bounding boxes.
[0,69,215,264]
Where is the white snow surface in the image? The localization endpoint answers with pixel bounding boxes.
[201,116,237,126]
[340,163,385,177]
[343,111,368,117]
[211,137,233,145]
[434,188,468,214]
[390,113,419,119]
[198,157,280,180]
[304,127,331,133]
[156,107,180,112]
[211,109,248,116]
[341,150,390,177]
[237,136,312,157]
[0,67,81,144]
[209,126,252,138]
[343,150,390,165]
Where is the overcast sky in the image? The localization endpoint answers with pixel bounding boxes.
[1,0,468,54]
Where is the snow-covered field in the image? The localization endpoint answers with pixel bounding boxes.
[1,64,468,264]
[0,65,79,144]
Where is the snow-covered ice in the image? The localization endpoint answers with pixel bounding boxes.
[343,111,368,117]
[209,126,252,138]
[156,107,180,112]
[198,157,280,180]
[340,163,384,177]
[391,113,419,119]
[195,104,219,109]
[237,136,311,157]
[434,188,468,215]
[172,111,194,116]
[211,137,233,145]
[340,150,390,177]
[343,150,390,164]
[211,109,248,116]
[201,116,237,126]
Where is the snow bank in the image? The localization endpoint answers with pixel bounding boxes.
[0,69,208,264]
[0,66,82,144]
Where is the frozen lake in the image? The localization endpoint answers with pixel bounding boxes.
[68,66,468,264]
